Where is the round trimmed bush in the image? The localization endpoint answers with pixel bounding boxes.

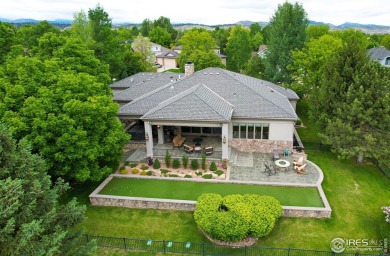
[172,159,180,169]
[191,159,199,170]
[209,161,217,172]
[120,169,128,174]
[132,168,139,174]
[153,159,161,169]
[194,193,282,242]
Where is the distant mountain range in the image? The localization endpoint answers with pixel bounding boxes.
[1,18,389,34]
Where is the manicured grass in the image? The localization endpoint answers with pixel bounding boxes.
[99,178,324,207]
[66,99,390,254]
[163,68,180,73]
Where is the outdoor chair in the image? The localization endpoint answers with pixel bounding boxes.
[264,163,276,176]
[273,150,280,161]
[295,163,306,174]
[183,144,193,153]
[293,157,304,167]
[204,146,213,156]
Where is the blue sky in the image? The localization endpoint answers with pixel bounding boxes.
[0,0,389,26]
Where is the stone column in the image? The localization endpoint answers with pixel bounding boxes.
[157,125,164,144]
[221,123,229,160]
[144,122,153,158]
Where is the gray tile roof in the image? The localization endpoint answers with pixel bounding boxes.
[156,50,180,59]
[141,84,233,121]
[367,47,390,60]
[113,73,184,102]
[110,72,157,89]
[119,67,298,120]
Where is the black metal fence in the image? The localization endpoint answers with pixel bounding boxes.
[81,234,387,256]
[372,158,390,181]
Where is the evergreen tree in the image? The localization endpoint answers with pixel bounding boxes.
[0,122,96,255]
[311,31,390,162]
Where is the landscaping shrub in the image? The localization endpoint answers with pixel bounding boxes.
[153,159,161,169]
[209,161,217,172]
[184,174,192,178]
[202,174,212,179]
[140,170,147,175]
[119,166,126,171]
[165,150,171,168]
[201,153,206,170]
[182,154,189,169]
[191,159,199,170]
[382,206,390,223]
[168,174,179,177]
[214,170,224,176]
[160,169,170,175]
[146,170,154,176]
[120,169,128,174]
[141,165,149,170]
[132,168,139,174]
[194,193,282,242]
[125,161,129,166]
[172,159,180,169]
[195,171,202,176]
[130,163,138,168]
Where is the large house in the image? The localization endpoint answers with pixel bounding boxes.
[112,63,299,160]
[367,47,390,67]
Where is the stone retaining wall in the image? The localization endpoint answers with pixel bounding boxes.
[89,195,331,218]
[229,139,293,153]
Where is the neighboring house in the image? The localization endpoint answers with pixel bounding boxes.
[150,43,171,56]
[112,64,299,160]
[367,47,390,67]
[258,45,267,58]
[156,50,180,71]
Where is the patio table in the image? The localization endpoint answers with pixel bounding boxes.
[275,159,290,171]
[194,146,201,154]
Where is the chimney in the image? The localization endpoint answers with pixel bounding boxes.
[184,61,194,77]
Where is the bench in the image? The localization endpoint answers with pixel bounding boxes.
[204,146,213,156]
[173,134,186,147]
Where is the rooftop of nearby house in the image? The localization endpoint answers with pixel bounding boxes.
[156,50,180,59]
[367,46,390,60]
[110,72,158,89]
[116,67,299,122]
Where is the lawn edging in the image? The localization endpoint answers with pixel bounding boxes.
[90,167,332,218]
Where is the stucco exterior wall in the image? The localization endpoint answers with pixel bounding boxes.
[269,121,294,141]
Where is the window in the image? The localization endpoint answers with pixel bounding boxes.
[240,123,247,139]
[233,122,239,138]
[262,123,269,139]
[202,127,211,134]
[182,126,190,133]
[212,127,222,134]
[192,127,201,133]
[386,57,390,65]
[234,122,269,140]
[255,124,262,139]
[247,123,254,139]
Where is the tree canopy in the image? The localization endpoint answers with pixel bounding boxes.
[178,28,224,71]
[226,26,252,72]
[0,122,96,255]
[0,33,129,182]
[308,30,390,162]
[264,2,309,83]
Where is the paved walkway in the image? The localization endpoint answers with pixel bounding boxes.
[229,152,321,185]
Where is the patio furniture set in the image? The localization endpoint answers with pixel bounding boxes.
[264,150,307,175]
[182,137,213,156]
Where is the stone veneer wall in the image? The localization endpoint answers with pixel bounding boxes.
[229,139,293,153]
[89,196,331,218]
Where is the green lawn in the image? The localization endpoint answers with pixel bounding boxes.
[99,178,324,207]
[66,99,390,254]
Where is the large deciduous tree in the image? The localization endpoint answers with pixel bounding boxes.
[178,28,224,71]
[0,122,96,255]
[264,2,308,83]
[0,37,129,182]
[310,30,390,162]
[226,26,252,72]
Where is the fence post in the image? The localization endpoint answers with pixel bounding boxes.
[163,240,166,254]
[85,234,89,243]
[244,245,247,256]
[123,238,126,250]
[202,242,205,256]
[288,247,291,256]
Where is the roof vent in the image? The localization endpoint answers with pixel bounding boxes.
[204,72,207,75]
[130,78,134,82]
[210,72,213,75]
[233,93,237,97]
[170,84,174,89]
[216,72,219,75]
